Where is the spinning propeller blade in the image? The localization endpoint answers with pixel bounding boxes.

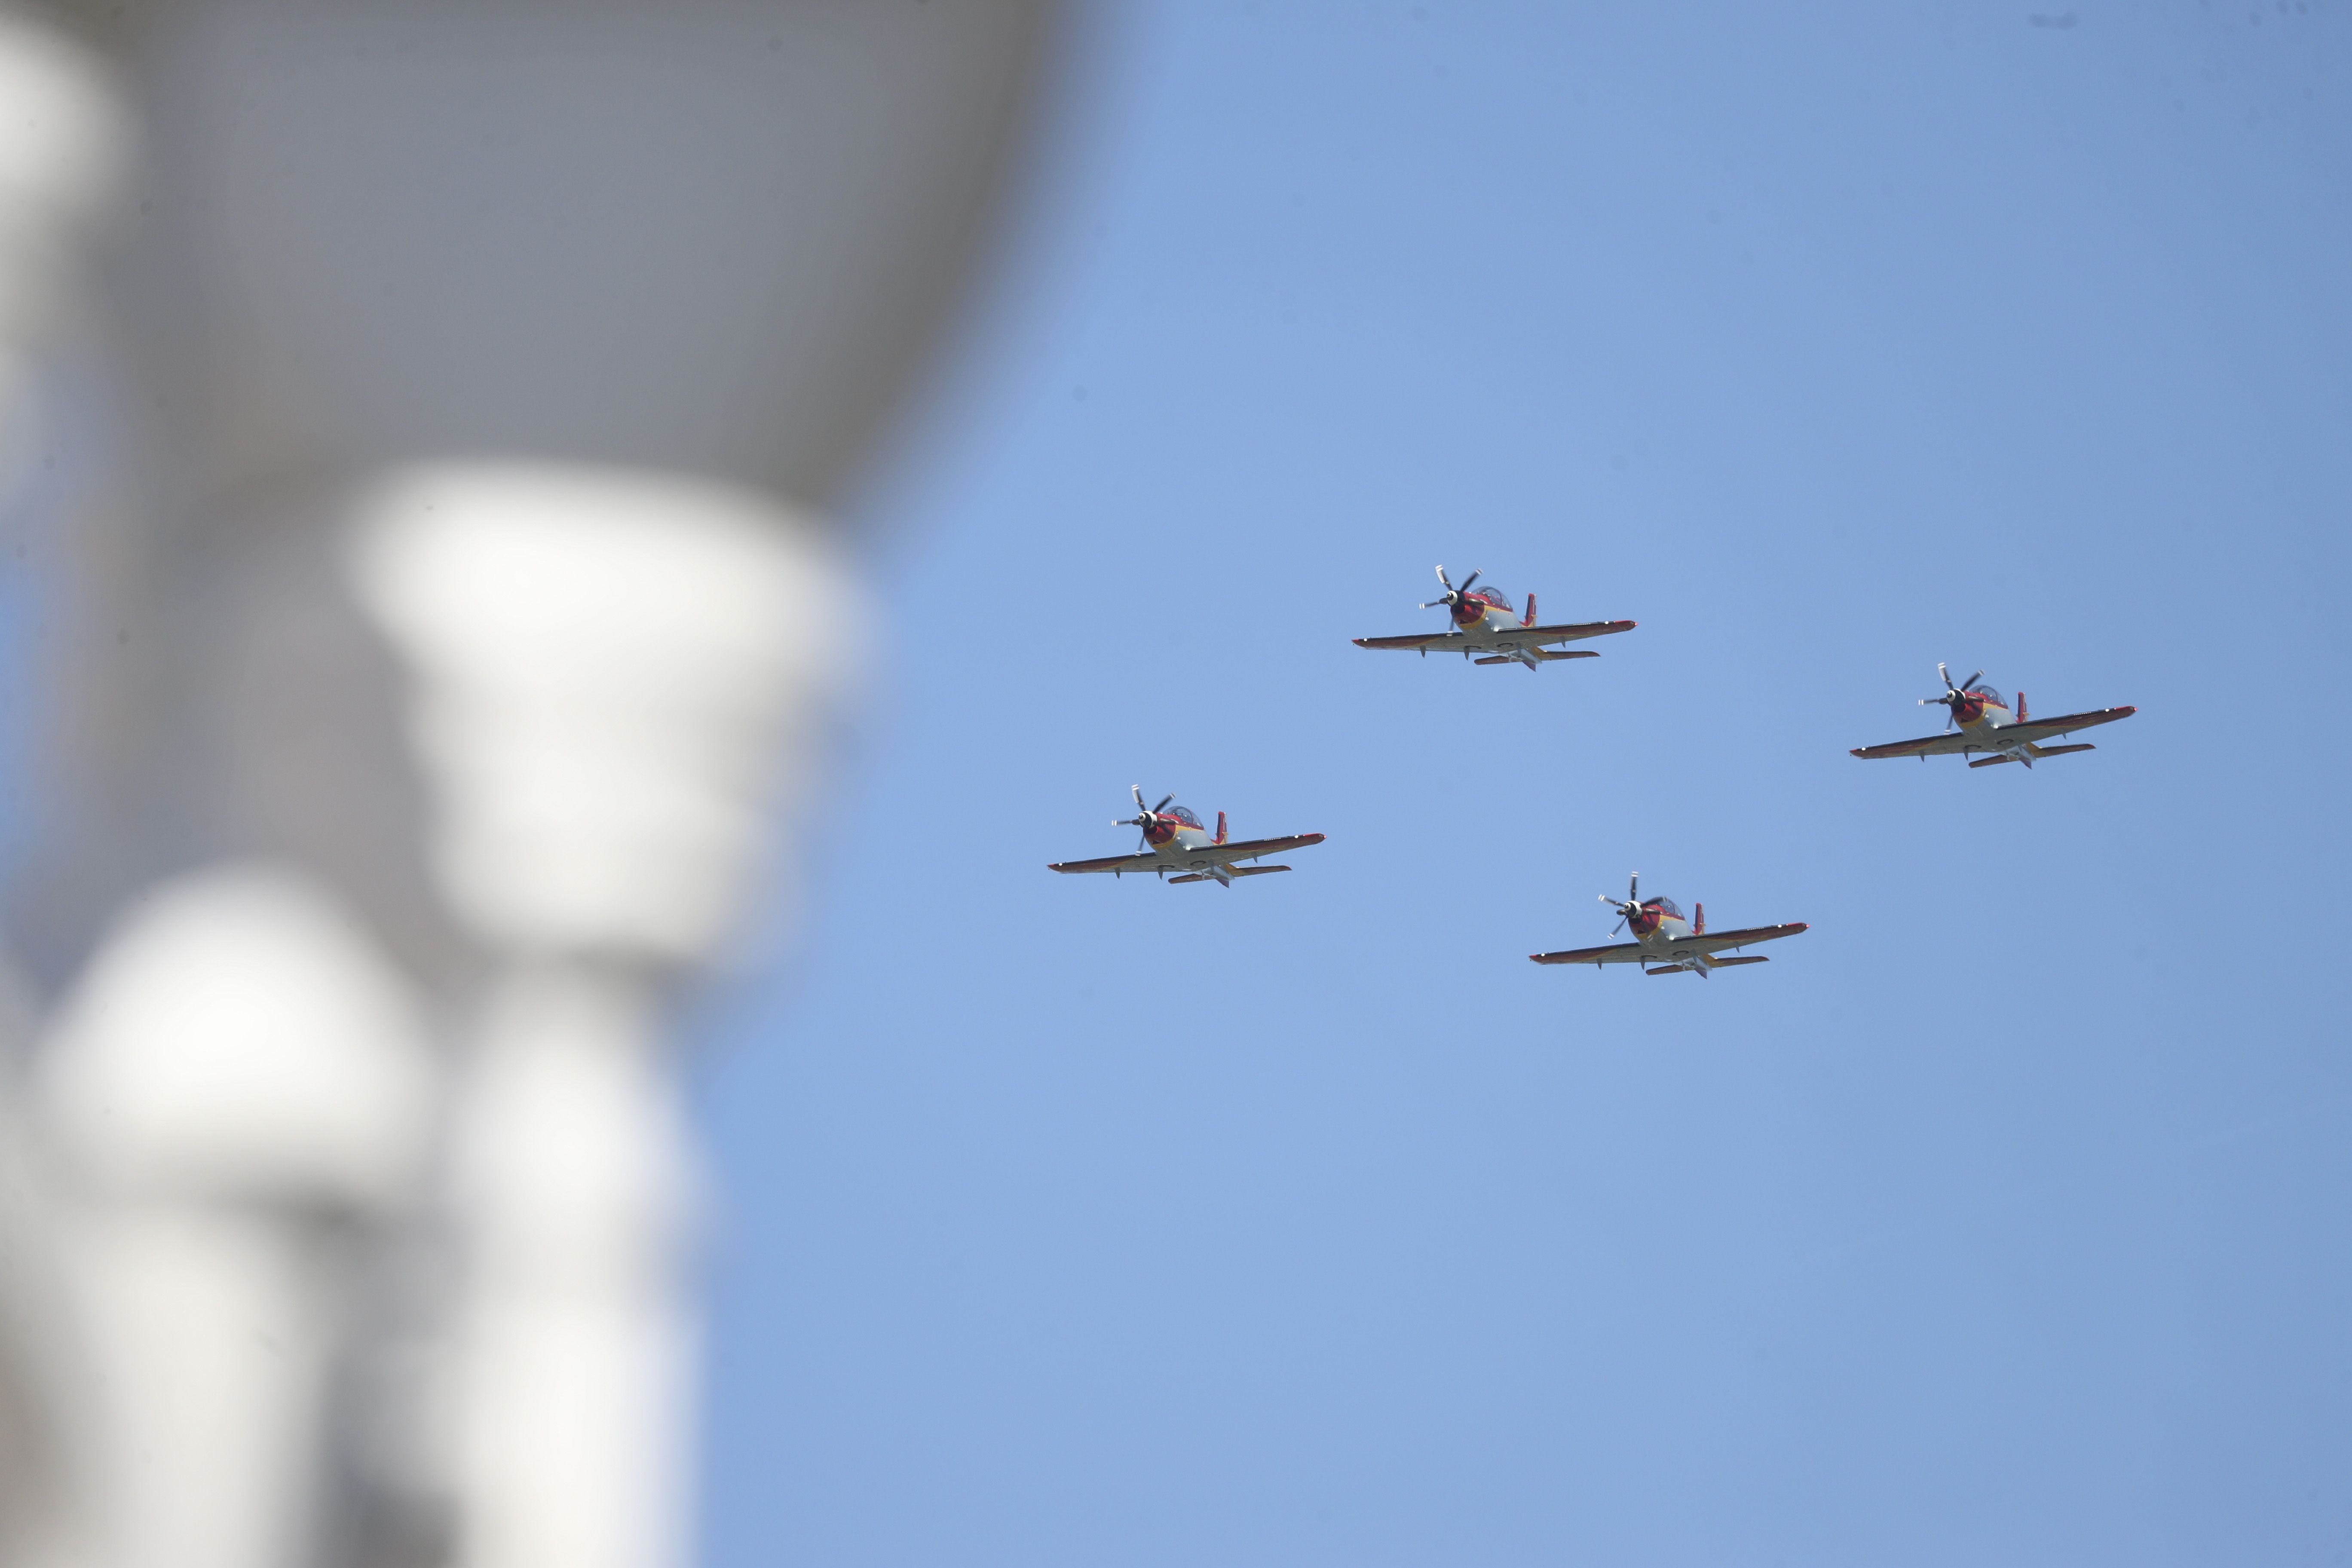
[1923,664,1987,728]
[1419,564,1485,611]
[1599,873,1642,934]
[1116,785,1174,848]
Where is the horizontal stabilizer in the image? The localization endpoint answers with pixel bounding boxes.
[1647,953,1771,975]
[1168,865,1291,884]
[1473,649,1602,666]
[1967,754,2015,768]
[2035,742,2096,757]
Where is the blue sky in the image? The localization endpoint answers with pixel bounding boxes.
[693,4,2352,1564]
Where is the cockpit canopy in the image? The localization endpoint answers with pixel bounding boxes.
[1164,805,1204,829]
[1469,588,1513,611]
[1646,896,1683,918]
[1969,684,2006,706]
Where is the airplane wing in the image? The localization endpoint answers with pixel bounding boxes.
[1488,619,1637,646]
[1355,620,1634,652]
[1531,922,1807,965]
[1190,833,1326,864]
[1529,940,1651,965]
[1679,922,1808,954]
[1852,704,2136,759]
[1850,730,1981,759]
[1047,851,1165,875]
[1998,705,2138,745]
[1048,834,1325,875]
[1353,631,1458,651]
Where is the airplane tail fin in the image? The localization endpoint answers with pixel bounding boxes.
[1694,902,1704,934]
[1521,592,1537,627]
[1215,810,1228,845]
[2018,690,2027,722]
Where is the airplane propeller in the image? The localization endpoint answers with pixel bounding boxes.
[1115,785,1176,849]
[1918,662,1986,730]
[1599,872,1642,934]
[1418,564,1484,612]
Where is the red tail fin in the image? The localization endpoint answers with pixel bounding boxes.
[2018,690,2027,722]
[1215,810,1228,845]
[1694,901,1705,934]
[1521,591,1537,628]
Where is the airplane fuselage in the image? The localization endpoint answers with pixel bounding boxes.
[1446,593,1524,640]
[1132,811,1240,883]
[1434,591,1552,668]
[1452,597,1511,633]
[1943,692,2051,765]
[1624,906,1714,971]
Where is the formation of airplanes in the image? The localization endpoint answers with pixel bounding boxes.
[1050,567,2139,983]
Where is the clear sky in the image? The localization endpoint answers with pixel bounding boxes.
[692,4,2352,1564]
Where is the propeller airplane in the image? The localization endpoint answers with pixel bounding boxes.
[1851,664,2136,769]
[1529,874,1809,977]
[1354,565,1635,671]
[1047,787,1327,887]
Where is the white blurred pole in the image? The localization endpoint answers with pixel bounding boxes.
[0,13,126,1567]
[348,466,849,1568]
[443,966,696,1568]
[33,869,438,1568]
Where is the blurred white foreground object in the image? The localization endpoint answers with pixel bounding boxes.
[36,869,434,1568]
[0,2,1066,1565]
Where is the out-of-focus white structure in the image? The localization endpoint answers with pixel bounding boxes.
[0,5,1065,1566]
